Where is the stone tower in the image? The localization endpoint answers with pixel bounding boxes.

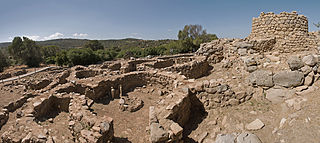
[247,11,318,52]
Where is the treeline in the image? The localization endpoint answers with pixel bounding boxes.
[0,24,217,71]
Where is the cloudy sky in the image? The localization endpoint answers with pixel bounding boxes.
[0,0,319,42]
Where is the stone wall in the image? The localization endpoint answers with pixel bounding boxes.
[165,56,211,79]
[82,71,176,100]
[248,11,318,52]
[145,59,174,69]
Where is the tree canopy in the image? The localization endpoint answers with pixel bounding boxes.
[8,37,42,67]
[176,24,218,53]
[0,51,8,72]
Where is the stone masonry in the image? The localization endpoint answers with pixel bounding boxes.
[248,11,318,52]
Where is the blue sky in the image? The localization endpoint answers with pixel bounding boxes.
[0,0,319,42]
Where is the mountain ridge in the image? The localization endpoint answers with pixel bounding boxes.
[0,38,175,49]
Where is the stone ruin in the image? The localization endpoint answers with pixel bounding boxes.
[0,53,215,142]
[0,11,319,143]
[247,11,318,52]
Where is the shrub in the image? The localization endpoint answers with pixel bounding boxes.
[55,50,69,66]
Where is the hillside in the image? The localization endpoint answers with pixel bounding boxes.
[0,38,175,49]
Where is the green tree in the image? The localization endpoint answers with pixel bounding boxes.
[177,24,218,53]
[84,40,104,51]
[0,51,9,72]
[178,24,207,40]
[8,37,42,67]
[8,37,23,61]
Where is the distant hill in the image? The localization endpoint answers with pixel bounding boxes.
[0,38,175,50]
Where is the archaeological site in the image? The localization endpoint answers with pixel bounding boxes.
[1,11,320,143]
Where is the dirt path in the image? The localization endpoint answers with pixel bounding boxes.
[0,66,56,84]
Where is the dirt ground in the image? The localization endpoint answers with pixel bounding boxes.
[91,87,163,143]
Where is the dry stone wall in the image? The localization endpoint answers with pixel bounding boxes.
[248,11,318,52]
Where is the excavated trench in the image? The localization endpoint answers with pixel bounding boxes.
[33,95,71,122]
[183,93,208,142]
[91,86,164,143]
[165,91,208,142]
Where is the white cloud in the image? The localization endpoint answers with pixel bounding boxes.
[43,32,64,40]
[73,33,88,37]
[168,29,172,32]
[24,35,41,41]
[8,32,89,42]
[8,35,41,41]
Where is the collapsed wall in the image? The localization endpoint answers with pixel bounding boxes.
[247,11,318,52]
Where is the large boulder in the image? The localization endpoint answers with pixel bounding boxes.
[300,65,312,76]
[287,56,304,71]
[265,87,296,103]
[215,133,237,143]
[302,55,318,66]
[238,49,247,56]
[304,72,314,86]
[248,70,274,87]
[244,57,257,67]
[246,119,265,130]
[273,71,304,87]
[237,132,262,143]
[243,57,258,73]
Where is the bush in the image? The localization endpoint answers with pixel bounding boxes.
[117,47,144,59]
[45,56,56,64]
[55,50,69,66]
[67,48,99,66]
[142,46,167,56]
[94,49,118,61]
